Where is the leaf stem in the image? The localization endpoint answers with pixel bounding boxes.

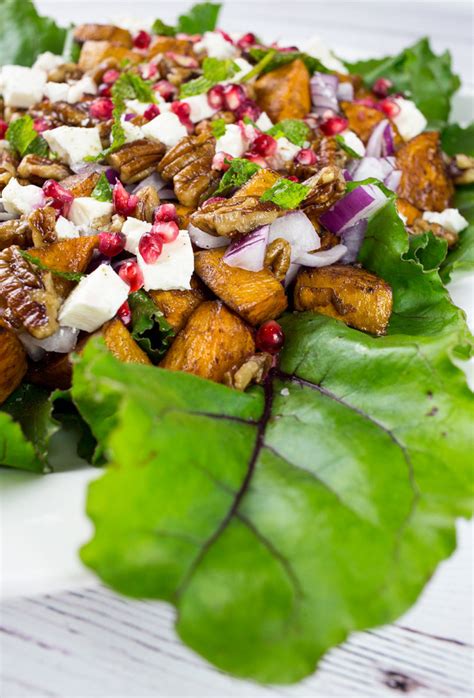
[241,49,277,82]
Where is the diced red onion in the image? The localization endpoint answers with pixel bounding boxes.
[350,156,395,182]
[19,326,79,361]
[336,82,354,102]
[268,211,320,261]
[132,172,167,194]
[70,162,108,175]
[384,169,402,192]
[158,187,178,200]
[366,119,395,158]
[340,219,367,263]
[295,244,347,267]
[343,169,352,181]
[310,72,339,115]
[382,123,395,156]
[223,225,269,271]
[320,184,387,234]
[188,223,230,250]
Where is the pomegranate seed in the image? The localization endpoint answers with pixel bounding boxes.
[153,80,177,101]
[379,97,401,118]
[217,29,234,44]
[237,32,256,50]
[117,300,132,326]
[102,69,120,85]
[113,181,138,217]
[118,259,144,292]
[139,231,163,263]
[245,152,267,167]
[251,133,277,157]
[143,103,160,121]
[171,101,191,121]
[372,77,393,98]
[42,179,74,215]
[286,175,299,182]
[154,203,178,223]
[320,116,348,136]
[133,30,152,50]
[89,97,114,121]
[295,148,317,166]
[98,232,126,257]
[166,52,199,69]
[207,84,225,110]
[98,84,112,97]
[234,99,262,121]
[140,62,158,80]
[212,151,233,171]
[0,119,7,139]
[202,196,226,207]
[255,320,285,354]
[151,220,179,243]
[354,97,378,109]
[33,118,49,133]
[222,84,246,111]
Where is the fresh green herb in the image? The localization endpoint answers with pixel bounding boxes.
[20,251,85,282]
[441,122,474,157]
[260,178,309,209]
[91,173,113,203]
[240,49,277,82]
[0,0,67,66]
[180,57,240,98]
[6,115,49,157]
[128,290,174,362]
[211,118,227,139]
[177,2,221,34]
[214,157,261,195]
[345,178,394,199]
[334,134,362,159]
[243,116,259,128]
[345,37,460,128]
[267,119,310,147]
[440,184,474,282]
[151,18,177,37]
[405,231,448,272]
[249,47,329,76]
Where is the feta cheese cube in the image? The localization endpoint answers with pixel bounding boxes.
[69,197,113,229]
[121,216,151,253]
[121,117,144,144]
[181,94,218,123]
[125,98,164,115]
[195,32,238,60]
[1,65,47,108]
[59,265,129,333]
[231,58,254,82]
[33,52,65,73]
[255,112,274,131]
[268,137,301,169]
[141,112,188,147]
[339,129,366,157]
[44,81,70,103]
[55,216,79,240]
[391,98,427,141]
[216,123,246,157]
[67,76,97,103]
[138,230,194,291]
[42,126,103,165]
[1,177,45,215]
[300,35,348,74]
[422,208,469,234]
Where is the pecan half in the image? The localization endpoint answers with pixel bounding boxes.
[264,238,291,281]
[53,101,92,127]
[0,150,18,188]
[0,219,32,251]
[60,171,100,197]
[0,246,60,339]
[223,352,273,391]
[17,154,71,183]
[411,217,459,248]
[302,166,346,217]
[107,139,166,183]
[190,196,281,238]
[134,186,160,222]
[28,207,58,247]
[453,154,474,185]
[47,63,83,83]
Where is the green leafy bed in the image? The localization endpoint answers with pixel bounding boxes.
[1,0,474,685]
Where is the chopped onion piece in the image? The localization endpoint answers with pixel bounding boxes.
[366,119,395,158]
[350,156,395,182]
[19,326,79,361]
[132,172,167,194]
[188,223,230,249]
[384,169,402,192]
[310,72,339,115]
[295,244,347,267]
[268,211,320,261]
[336,81,354,102]
[320,184,387,234]
[340,219,367,263]
[223,225,269,271]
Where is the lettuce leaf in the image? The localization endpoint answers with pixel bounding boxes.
[128,290,174,362]
[441,122,474,157]
[345,38,460,128]
[74,200,472,684]
[152,3,221,38]
[440,184,474,282]
[0,0,67,66]
[249,47,328,76]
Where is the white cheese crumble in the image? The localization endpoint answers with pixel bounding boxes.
[137,230,194,291]
[391,97,427,141]
[215,123,246,157]
[121,117,144,144]
[141,112,188,147]
[339,129,366,157]
[55,216,79,240]
[121,217,151,254]
[1,178,45,215]
[68,197,113,229]
[255,112,274,131]
[195,31,238,60]
[422,208,469,234]
[1,65,47,108]
[181,94,218,123]
[67,75,97,103]
[33,52,65,73]
[59,265,129,333]
[268,136,301,169]
[300,35,348,74]
[42,126,103,165]
[43,81,70,102]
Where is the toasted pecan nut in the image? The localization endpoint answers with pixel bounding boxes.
[0,150,18,188]
[74,24,132,47]
[0,328,28,405]
[134,186,160,222]
[255,59,311,122]
[28,207,58,247]
[302,166,346,217]
[52,101,92,126]
[79,41,140,72]
[107,139,166,184]
[60,170,100,197]
[453,154,474,185]
[47,63,83,83]
[0,245,60,339]
[411,217,458,248]
[0,219,32,251]
[17,154,71,183]
[223,352,272,391]
[264,238,291,282]
[148,36,194,59]
[190,196,281,238]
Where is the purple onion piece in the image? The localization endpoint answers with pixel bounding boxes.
[105,167,119,184]
[223,225,269,272]
[336,82,354,102]
[310,72,339,115]
[124,113,135,122]
[340,219,367,263]
[320,184,387,234]
[365,119,389,158]
[384,169,402,192]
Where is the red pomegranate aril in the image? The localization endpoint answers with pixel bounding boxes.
[286,175,299,182]
[33,118,49,133]
[139,231,164,264]
[113,181,138,217]
[143,103,160,121]
[217,29,234,44]
[89,97,114,121]
[255,320,285,354]
[140,62,158,80]
[102,69,120,85]
[207,84,225,110]
[133,30,152,50]
[234,99,262,121]
[151,220,179,244]
[245,152,267,167]
[295,148,317,166]
[98,232,126,257]
[42,179,74,215]
[171,101,191,123]
[252,133,277,157]
[117,300,132,326]
[372,77,393,98]
[119,260,144,292]
[237,32,256,49]
[320,116,348,136]
[212,151,233,171]
[223,84,246,111]
[154,203,178,223]
[0,119,7,139]
[379,97,401,118]
[153,80,177,101]
[98,84,112,98]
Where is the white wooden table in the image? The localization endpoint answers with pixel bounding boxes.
[1,2,473,696]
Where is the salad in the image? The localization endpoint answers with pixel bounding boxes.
[0,0,473,685]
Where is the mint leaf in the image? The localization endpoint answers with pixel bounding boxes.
[214,158,261,195]
[179,57,239,98]
[260,179,309,209]
[129,290,174,362]
[249,47,329,76]
[267,119,310,147]
[334,134,362,159]
[211,118,226,138]
[152,18,176,37]
[0,0,67,66]
[441,122,474,156]
[6,115,49,157]
[177,3,221,34]
[345,38,460,128]
[91,173,113,202]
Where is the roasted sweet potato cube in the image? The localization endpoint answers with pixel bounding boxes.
[194,249,288,326]
[160,301,255,383]
[396,132,454,212]
[148,37,194,58]
[102,319,151,365]
[236,169,281,197]
[27,351,75,391]
[396,198,421,226]
[79,41,140,72]
[254,59,311,122]
[29,235,98,298]
[74,24,132,47]
[150,276,207,332]
[294,264,393,335]
[0,329,27,405]
[340,101,385,144]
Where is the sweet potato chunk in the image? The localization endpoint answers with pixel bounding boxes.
[0,329,27,405]
[160,301,255,383]
[29,235,98,298]
[396,132,454,212]
[27,351,75,391]
[195,249,288,325]
[150,276,207,332]
[79,41,140,72]
[294,264,393,335]
[102,319,151,365]
[74,24,132,47]
[254,60,311,122]
[340,101,385,144]
[237,169,281,197]
[148,37,194,58]
[396,198,421,226]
